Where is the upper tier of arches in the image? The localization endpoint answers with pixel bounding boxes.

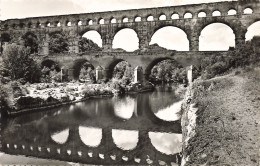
[2,1,258,30]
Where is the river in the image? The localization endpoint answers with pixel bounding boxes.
[0,85,183,165]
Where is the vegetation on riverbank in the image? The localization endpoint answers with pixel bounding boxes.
[182,66,260,166]
[181,39,260,165]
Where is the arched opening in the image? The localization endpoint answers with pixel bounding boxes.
[212,10,221,16]
[73,59,95,81]
[246,21,260,41]
[49,31,69,53]
[147,15,154,21]
[134,16,141,22]
[56,22,61,27]
[22,32,38,54]
[99,18,104,24]
[41,59,62,82]
[36,22,41,28]
[12,24,16,29]
[112,129,138,150]
[78,20,82,26]
[111,18,116,23]
[146,58,185,83]
[122,17,128,23]
[112,60,133,81]
[112,28,139,52]
[79,126,102,147]
[66,21,71,26]
[149,132,182,155]
[46,22,51,27]
[19,23,25,29]
[184,12,193,19]
[159,14,166,20]
[150,26,189,51]
[228,9,237,15]
[0,33,11,53]
[51,129,69,144]
[88,19,93,25]
[171,13,179,19]
[199,23,235,51]
[81,30,102,48]
[198,11,206,18]
[244,8,253,14]
[41,60,61,72]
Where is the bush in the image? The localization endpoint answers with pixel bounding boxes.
[1,43,41,83]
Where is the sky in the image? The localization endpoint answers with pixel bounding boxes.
[1,0,260,51]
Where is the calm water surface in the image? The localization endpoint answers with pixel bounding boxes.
[0,85,183,165]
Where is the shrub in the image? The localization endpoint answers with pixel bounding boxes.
[1,43,41,83]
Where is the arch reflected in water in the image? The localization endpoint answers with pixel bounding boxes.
[112,129,138,150]
[149,132,182,155]
[51,128,69,144]
[113,96,135,120]
[155,100,182,121]
[79,126,102,147]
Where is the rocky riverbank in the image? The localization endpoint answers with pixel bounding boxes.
[181,67,260,166]
[1,81,155,116]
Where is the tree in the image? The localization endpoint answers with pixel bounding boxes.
[2,43,41,83]
[79,38,102,52]
[49,32,69,53]
[22,32,38,54]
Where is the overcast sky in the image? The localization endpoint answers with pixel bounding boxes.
[1,0,259,51]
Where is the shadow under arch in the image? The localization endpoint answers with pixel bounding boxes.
[41,59,61,72]
[72,59,95,80]
[144,57,177,79]
[22,31,39,54]
[104,58,128,80]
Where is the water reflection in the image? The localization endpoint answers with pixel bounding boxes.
[79,126,102,147]
[112,129,138,150]
[149,132,182,155]
[0,85,184,164]
[51,129,69,144]
[155,100,182,121]
[113,97,135,120]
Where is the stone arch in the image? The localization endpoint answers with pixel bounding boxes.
[27,22,32,28]
[184,12,193,18]
[245,21,260,41]
[171,13,180,19]
[98,18,105,24]
[147,15,154,21]
[22,31,39,54]
[198,11,207,17]
[77,20,82,26]
[144,57,176,78]
[149,25,189,51]
[199,22,236,51]
[243,7,253,14]
[159,14,167,20]
[112,28,139,52]
[110,17,117,23]
[122,17,129,23]
[104,59,127,80]
[87,19,93,25]
[66,21,72,26]
[72,59,95,80]
[79,29,103,48]
[41,59,61,72]
[134,16,141,22]
[228,9,237,15]
[212,10,221,16]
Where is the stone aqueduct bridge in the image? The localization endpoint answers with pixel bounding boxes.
[1,0,260,80]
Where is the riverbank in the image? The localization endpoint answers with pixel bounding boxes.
[181,67,260,165]
[1,81,157,116]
